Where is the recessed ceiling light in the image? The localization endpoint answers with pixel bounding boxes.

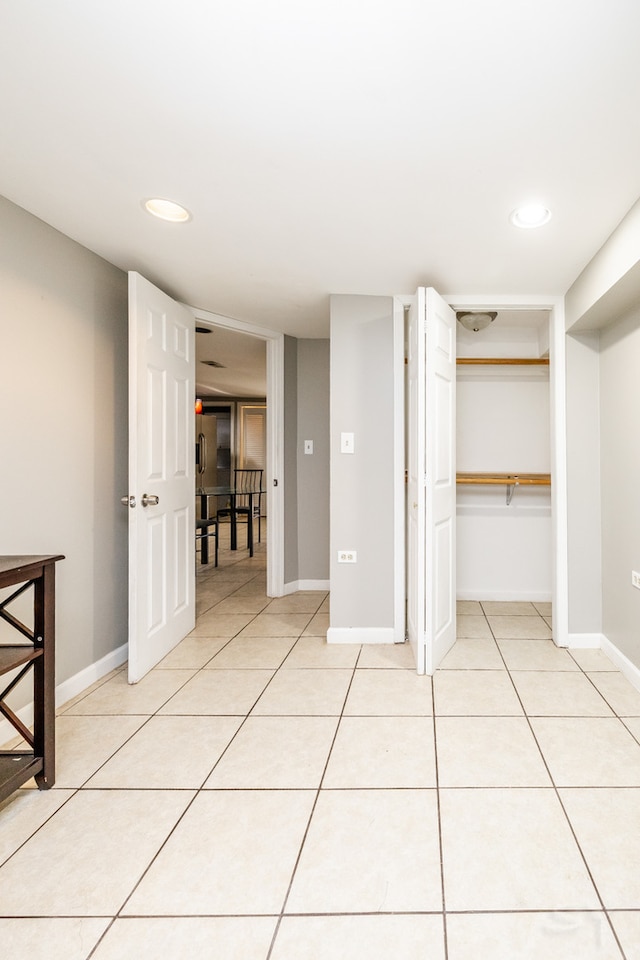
[510,203,551,229]
[143,197,191,223]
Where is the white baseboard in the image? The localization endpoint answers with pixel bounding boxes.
[0,643,128,748]
[327,626,396,645]
[601,635,640,694]
[566,632,607,650]
[283,579,330,595]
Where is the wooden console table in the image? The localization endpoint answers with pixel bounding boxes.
[0,555,63,802]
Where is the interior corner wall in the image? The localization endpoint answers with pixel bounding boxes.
[296,339,330,581]
[0,195,128,692]
[565,331,603,634]
[599,307,640,668]
[329,295,396,633]
[283,335,299,585]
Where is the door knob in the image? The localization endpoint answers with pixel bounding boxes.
[120,495,136,508]
[141,493,160,507]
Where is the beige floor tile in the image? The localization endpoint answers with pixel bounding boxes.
[488,615,552,639]
[123,790,315,915]
[436,717,551,787]
[609,912,640,960]
[440,638,504,669]
[86,715,242,788]
[283,636,360,668]
[208,595,270,615]
[318,596,330,613]
[286,790,442,913]
[252,668,352,715]
[205,716,338,789]
[433,671,523,716]
[511,671,615,716]
[533,601,553,616]
[53,715,147,787]
[271,915,445,960]
[159,669,274,715]
[569,649,619,671]
[446,912,622,960]
[264,593,326,614]
[0,790,193,915]
[55,665,126,713]
[440,788,599,911]
[59,669,196,716]
[356,643,415,669]
[560,788,640,908]
[456,615,492,638]
[188,613,255,637]
[0,788,75,865]
[531,717,640,786]
[0,918,110,960]
[237,612,311,637]
[482,601,539,616]
[323,716,436,787]
[344,669,433,716]
[456,600,483,614]
[302,613,329,637]
[623,716,640,742]
[586,672,640,716]
[497,638,579,671]
[205,635,296,669]
[156,636,229,669]
[92,917,277,960]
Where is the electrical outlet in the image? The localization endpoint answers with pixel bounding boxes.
[632,571,640,590]
[338,550,357,563]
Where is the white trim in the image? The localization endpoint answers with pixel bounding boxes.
[0,643,128,748]
[283,579,330,594]
[392,297,406,644]
[601,635,640,693]
[188,306,285,598]
[327,626,397,645]
[566,632,606,649]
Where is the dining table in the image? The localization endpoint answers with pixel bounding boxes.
[196,485,265,562]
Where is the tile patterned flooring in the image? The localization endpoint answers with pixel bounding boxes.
[2,543,640,957]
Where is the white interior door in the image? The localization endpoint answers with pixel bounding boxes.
[424,287,456,672]
[406,288,456,674]
[127,272,195,682]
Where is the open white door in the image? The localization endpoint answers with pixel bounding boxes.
[406,288,457,674]
[126,272,195,682]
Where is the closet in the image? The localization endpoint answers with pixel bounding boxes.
[455,310,552,602]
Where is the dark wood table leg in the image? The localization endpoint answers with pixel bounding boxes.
[33,562,55,789]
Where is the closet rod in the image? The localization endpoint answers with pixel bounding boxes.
[456,472,551,506]
[456,357,549,365]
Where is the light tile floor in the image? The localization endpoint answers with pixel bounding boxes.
[2,542,640,958]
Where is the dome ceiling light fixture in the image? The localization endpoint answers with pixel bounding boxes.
[510,202,552,229]
[456,311,497,333]
[143,197,191,223]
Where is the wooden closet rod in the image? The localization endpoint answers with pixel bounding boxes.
[456,357,549,365]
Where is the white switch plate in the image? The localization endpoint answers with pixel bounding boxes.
[304,440,313,455]
[338,550,357,563]
[341,432,355,454]
[632,570,640,590]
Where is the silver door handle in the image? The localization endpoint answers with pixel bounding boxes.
[141,493,160,507]
[120,495,136,508]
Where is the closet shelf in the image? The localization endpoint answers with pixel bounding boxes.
[456,357,549,365]
[456,473,551,505]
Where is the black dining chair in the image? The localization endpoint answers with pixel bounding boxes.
[195,516,219,566]
[217,468,264,550]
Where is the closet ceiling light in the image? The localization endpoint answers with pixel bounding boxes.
[143,197,191,222]
[510,203,552,229]
[456,311,497,332]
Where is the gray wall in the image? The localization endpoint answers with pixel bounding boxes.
[297,339,330,580]
[0,195,128,686]
[599,308,640,666]
[329,295,396,630]
[283,335,299,585]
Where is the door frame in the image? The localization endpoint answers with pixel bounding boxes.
[395,292,569,656]
[188,305,285,597]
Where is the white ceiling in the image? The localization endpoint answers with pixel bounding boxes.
[196,324,266,398]
[2,1,640,342]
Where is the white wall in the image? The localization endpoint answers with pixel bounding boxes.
[329,295,398,641]
[456,363,552,601]
[0,196,128,700]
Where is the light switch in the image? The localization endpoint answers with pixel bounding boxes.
[341,432,355,454]
[304,440,313,455]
